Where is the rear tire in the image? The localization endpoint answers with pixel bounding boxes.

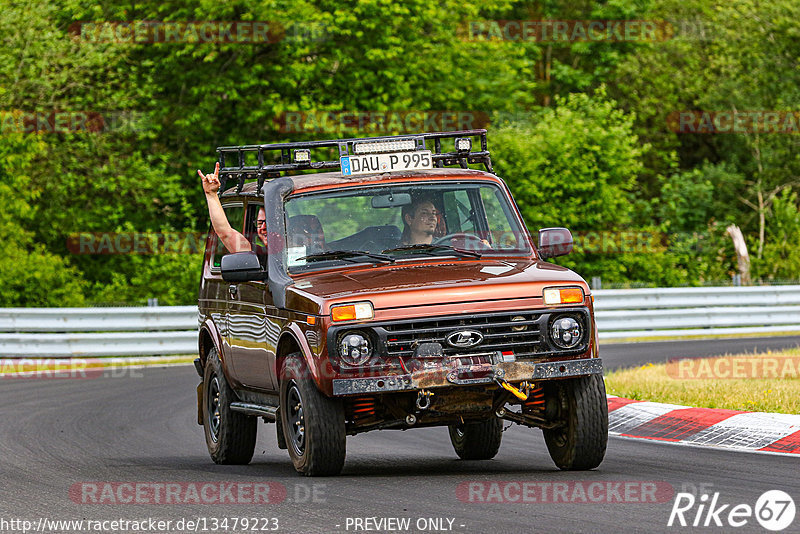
[280,355,346,476]
[543,374,608,470]
[448,417,503,460]
[202,348,257,464]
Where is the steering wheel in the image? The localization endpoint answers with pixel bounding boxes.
[433,232,492,251]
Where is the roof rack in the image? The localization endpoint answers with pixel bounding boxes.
[215,129,493,194]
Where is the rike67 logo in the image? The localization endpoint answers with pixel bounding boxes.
[668,490,796,531]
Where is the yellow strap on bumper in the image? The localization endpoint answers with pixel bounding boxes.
[498,379,528,401]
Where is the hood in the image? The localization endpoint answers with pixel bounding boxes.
[285,258,589,314]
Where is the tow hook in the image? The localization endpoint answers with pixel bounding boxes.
[416,389,434,410]
[495,378,529,401]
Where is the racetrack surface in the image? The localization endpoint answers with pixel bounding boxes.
[601,335,800,371]
[1,366,797,534]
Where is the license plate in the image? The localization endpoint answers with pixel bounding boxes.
[340,150,432,176]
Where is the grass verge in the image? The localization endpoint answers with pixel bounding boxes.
[605,348,800,414]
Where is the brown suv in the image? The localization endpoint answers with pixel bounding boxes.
[195,130,607,476]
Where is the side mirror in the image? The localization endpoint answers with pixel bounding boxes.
[538,227,573,259]
[220,251,267,282]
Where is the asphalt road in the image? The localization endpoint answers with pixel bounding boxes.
[1,365,797,534]
[601,335,800,371]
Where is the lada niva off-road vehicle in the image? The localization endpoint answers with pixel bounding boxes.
[195,129,607,476]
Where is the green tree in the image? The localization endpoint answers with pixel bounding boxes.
[0,135,87,306]
[615,0,800,266]
[752,189,800,281]
[491,90,652,283]
[492,90,644,231]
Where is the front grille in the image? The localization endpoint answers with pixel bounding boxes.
[378,311,547,360]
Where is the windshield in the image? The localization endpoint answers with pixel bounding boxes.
[283,181,532,272]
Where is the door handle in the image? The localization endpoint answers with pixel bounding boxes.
[228,285,238,298]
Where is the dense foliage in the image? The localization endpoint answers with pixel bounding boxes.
[1,0,798,305]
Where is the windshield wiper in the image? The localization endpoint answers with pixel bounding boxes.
[298,250,396,264]
[381,244,482,258]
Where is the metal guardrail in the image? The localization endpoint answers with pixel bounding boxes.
[0,307,198,357]
[593,285,800,339]
[1,286,799,357]
[0,306,197,332]
[0,332,198,357]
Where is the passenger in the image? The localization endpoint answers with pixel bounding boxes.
[199,162,267,252]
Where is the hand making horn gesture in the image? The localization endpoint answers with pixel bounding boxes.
[198,162,221,195]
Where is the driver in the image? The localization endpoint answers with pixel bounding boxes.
[399,195,491,250]
[400,197,441,245]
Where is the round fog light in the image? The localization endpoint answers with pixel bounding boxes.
[339,332,372,366]
[511,315,527,332]
[550,317,583,349]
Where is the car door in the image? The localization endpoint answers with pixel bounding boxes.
[226,201,278,391]
[205,201,244,381]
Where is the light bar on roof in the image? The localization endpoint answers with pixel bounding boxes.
[455,137,472,152]
[294,149,311,162]
[353,139,416,154]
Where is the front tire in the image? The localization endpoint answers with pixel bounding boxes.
[280,355,346,476]
[448,417,503,460]
[543,374,608,470]
[202,348,257,464]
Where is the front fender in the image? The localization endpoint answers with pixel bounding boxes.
[278,323,333,396]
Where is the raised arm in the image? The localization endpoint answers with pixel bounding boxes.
[198,162,251,253]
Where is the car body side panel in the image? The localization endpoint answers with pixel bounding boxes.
[198,228,234,377]
[228,281,276,391]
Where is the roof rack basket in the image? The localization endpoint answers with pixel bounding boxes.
[215,129,493,194]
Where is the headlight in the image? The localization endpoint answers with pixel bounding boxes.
[550,316,583,349]
[339,332,372,366]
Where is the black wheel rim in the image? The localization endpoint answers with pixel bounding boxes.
[551,428,568,447]
[287,382,306,456]
[454,426,465,439]
[208,376,221,442]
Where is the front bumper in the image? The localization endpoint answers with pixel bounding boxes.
[331,357,603,396]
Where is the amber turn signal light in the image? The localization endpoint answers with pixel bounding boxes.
[543,287,584,305]
[331,302,374,322]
